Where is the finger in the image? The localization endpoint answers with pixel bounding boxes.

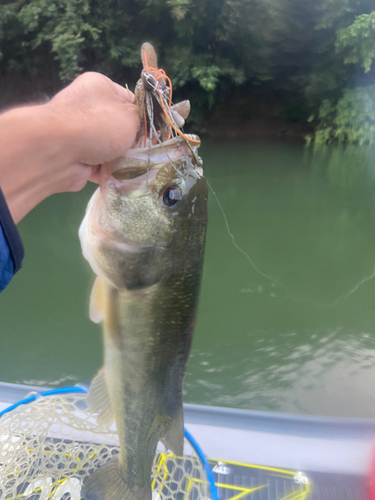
[112,82,135,103]
[171,100,190,119]
[88,164,101,184]
[171,110,185,128]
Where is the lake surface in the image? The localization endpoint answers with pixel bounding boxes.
[2,142,375,418]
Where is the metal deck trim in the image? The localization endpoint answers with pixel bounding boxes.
[1,382,375,440]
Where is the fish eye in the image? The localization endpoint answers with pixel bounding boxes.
[163,187,181,207]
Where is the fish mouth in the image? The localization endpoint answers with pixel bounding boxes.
[100,162,160,198]
[107,135,201,177]
[129,135,201,154]
[101,135,202,196]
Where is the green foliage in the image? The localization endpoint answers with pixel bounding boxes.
[17,0,100,81]
[303,0,372,108]
[336,12,375,73]
[167,0,191,21]
[317,0,356,30]
[0,0,375,139]
[314,86,375,145]
[191,66,221,93]
[308,0,375,143]
[0,0,258,123]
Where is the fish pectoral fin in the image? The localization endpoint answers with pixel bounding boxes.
[81,457,151,500]
[162,406,184,456]
[90,277,107,324]
[87,368,114,426]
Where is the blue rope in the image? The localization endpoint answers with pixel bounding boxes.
[184,427,219,500]
[0,386,86,418]
[0,387,218,500]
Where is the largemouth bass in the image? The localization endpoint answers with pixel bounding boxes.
[78,132,208,500]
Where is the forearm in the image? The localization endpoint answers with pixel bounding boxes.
[0,72,139,293]
[0,105,75,223]
[0,73,139,225]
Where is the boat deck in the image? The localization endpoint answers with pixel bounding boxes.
[0,382,373,499]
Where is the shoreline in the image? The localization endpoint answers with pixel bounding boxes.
[202,120,312,143]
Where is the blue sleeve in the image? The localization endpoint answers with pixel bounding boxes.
[0,188,24,292]
[0,224,15,292]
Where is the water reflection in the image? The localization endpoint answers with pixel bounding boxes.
[309,144,375,193]
[184,142,375,417]
[2,142,375,417]
[186,329,375,417]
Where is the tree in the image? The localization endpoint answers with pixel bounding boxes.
[0,0,374,141]
[309,0,375,143]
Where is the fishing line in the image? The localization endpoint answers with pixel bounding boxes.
[144,77,200,146]
[207,180,375,308]
[146,92,154,188]
[206,180,291,296]
[140,66,375,307]
[152,129,183,179]
[329,266,375,307]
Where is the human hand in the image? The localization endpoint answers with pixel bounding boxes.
[49,72,140,187]
[0,72,140,222]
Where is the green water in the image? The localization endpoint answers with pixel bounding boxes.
[2,142,375,418]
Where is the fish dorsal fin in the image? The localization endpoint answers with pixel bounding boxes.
[162,405,184,456]
[87,368,114,426]
[90,276,107,324]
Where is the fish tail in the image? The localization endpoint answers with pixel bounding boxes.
[81,457,151,500]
